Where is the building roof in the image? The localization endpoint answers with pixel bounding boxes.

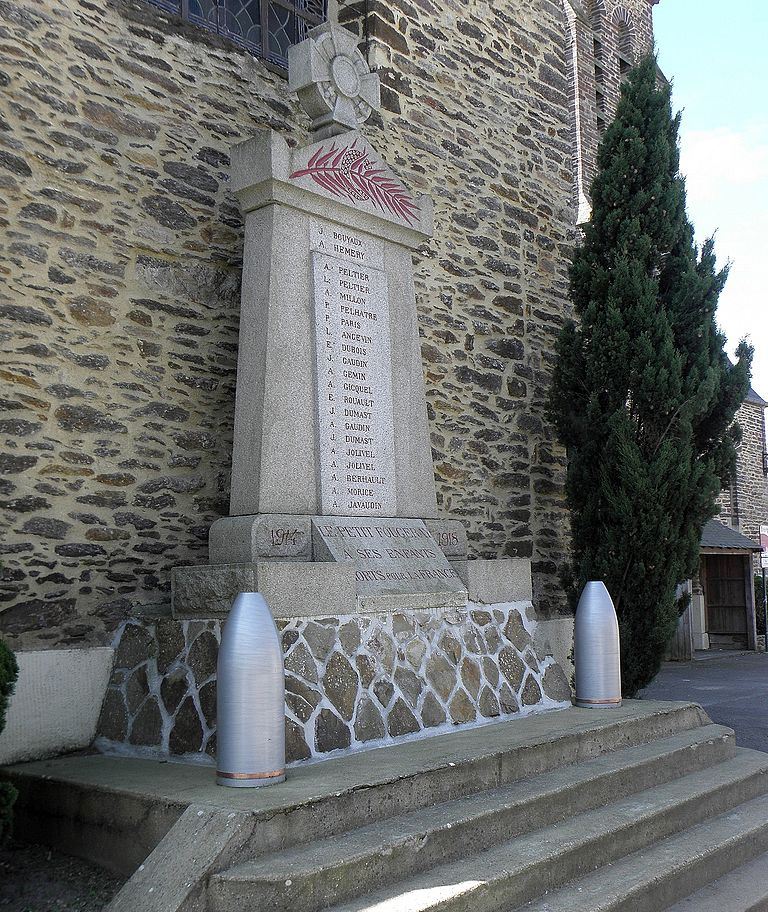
[700,519,762,551]
[746,387,768,407]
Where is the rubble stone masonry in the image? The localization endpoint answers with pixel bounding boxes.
[1,0,654,649]
[96,603,572,761]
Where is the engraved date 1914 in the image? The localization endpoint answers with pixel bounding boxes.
[270,528,304,547]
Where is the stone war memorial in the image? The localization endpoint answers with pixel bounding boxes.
[5,3,768,911]
[106,6,573,762]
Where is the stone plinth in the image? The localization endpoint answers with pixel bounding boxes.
[171,555,531,620]
[208,514,468,608]
[172,562,357,619]
[101,559,573,763]
[210,514,466,562]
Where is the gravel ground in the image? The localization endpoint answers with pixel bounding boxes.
[0,841,124,912]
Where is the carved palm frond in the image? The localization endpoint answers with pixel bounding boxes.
[290,142,419,226]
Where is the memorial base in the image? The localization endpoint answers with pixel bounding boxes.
[171,561,470,618]
[97,560,573,762]
[207,513,469,610]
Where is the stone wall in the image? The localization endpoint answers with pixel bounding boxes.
[717,396,768,572]
[0,0,315,649]
[344,0,579,617]
[0,0,660,650]
[95,602,571,762]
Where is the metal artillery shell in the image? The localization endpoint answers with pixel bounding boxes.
[216,591,286,787]
[574,580,622,708]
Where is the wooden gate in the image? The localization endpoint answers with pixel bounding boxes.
[703,554,748,648]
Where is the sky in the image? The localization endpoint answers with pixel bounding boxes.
[654,1,768,398]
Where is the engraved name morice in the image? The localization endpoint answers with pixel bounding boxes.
[311,222,396,516]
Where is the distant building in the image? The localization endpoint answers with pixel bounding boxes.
[686,388,768,653]
[716,388,768,571]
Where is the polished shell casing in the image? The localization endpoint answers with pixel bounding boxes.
[216,591,286,787]
[574,580,622,708]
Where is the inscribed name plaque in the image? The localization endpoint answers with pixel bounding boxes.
[312,516,465,605]
[311,222,396,516]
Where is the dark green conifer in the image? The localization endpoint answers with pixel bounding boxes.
[550,55,752,696]
[0,637,18,845]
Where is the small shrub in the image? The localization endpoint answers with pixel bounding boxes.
[0,637,19,846]
[756,575,767,637]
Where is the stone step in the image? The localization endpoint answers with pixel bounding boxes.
[518,787,768,912]
[313,750,768,912]
[5,702,710,877]
[663,849,768,912]
[208,724,736,912]
[225,701,710,859]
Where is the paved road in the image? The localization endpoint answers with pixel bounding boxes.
[639,652,768,753]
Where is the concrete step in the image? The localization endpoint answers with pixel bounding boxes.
[663,849,768,912]
[518,786,768,912]
[4,702,710,876]
[316,750,768,912]
[208,724,736,912]
[224,700,711,861]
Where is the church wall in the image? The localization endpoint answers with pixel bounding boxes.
[345,0,577,618]
[566,0,655,219]
[1,0,312,649]
[1,0,656,651]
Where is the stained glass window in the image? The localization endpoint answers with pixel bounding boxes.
[143,0,327,69]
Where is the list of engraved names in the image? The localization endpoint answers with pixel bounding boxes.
[311,223,396,516]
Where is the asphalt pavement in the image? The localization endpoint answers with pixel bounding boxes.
[639,651,768,753]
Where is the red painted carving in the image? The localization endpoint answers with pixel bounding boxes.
[289,141,419,226]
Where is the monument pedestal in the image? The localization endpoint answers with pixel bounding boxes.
[165,553,574,762]
[94,555,574,765]
[171,556,533,620]
[208,513,468,610]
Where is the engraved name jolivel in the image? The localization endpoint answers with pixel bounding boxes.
[311,223,395,516]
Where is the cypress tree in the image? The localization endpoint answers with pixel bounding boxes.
[550,55,752,696]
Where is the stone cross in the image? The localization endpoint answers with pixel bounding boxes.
[287,0,380,138]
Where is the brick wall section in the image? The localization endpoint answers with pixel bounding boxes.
[0,0,658,649]
[717,399,768,572]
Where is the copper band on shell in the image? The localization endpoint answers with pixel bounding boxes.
[216,769,285,780]
[576,698,622,705]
